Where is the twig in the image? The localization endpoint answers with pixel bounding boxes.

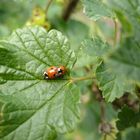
[100,101,106,122]
[62,0,79,21]
[45,0,53,15]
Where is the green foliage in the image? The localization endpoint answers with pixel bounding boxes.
[116,106,140,131]
[96,62,132,102]
[124,128,140,140]
[82,0,115,20]
[0,0,140,140]
[82,37,110,57]
[108,0,140,40]
[0,0,30,37]
[53,19,89,50]
[107,38,140,84]
[82,37,134,102]
[75,37,108,68]
[0,27,80,139]
[117,128,140,140]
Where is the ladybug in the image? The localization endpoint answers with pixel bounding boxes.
[44,66,58,79]
[44,66,66,79]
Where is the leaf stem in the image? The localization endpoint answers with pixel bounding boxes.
[45,0,53,15]
[70,75,95,83]
[113,18,118,47]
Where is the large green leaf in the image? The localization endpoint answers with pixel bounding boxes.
[0,27,80,140]
[82,0,114,21]
[107,38,140,84]
[96,62,134,102]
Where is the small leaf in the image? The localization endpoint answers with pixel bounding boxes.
[116,106,140,131]
[0,26,80,140]
[82,37,110,57]
[75,36,110,68]
[107,38,140,84]
[96,62,134,102]
[82,0,115,21]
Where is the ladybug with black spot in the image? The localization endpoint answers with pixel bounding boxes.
[44,66,66,79]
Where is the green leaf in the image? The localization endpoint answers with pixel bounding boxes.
[96,62,134,102]
[0,0,30,37]
[107,0,140,40]
[82,37,110,57]
[107,38,140,84]
[118,128,140,140]
[53,19,89,51]
[0,26,80,140]
[75,47,99,68]
[75,36,110,68]
[116,106,140,131]
[82,0,115,21]
[124,128,140,140]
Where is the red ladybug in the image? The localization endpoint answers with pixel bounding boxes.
[44,66,58,79]
[44,66,66,79]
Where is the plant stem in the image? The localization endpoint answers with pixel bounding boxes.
[70,75,95,83]
[103,135,107,140]
[62,0,79,21]
[100,101,106,122]
[45,0,53,15]
[113,18,118,47]
[108,133,116,140]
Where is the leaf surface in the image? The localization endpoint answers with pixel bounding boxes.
[0,27,80,140]
[96,62,134,102]
[82,0,114,21]
[116,106,140,131]
[107,38,140,84]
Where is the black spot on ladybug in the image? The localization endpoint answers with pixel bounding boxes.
[58,69,63,74]
[44,73,48,77]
